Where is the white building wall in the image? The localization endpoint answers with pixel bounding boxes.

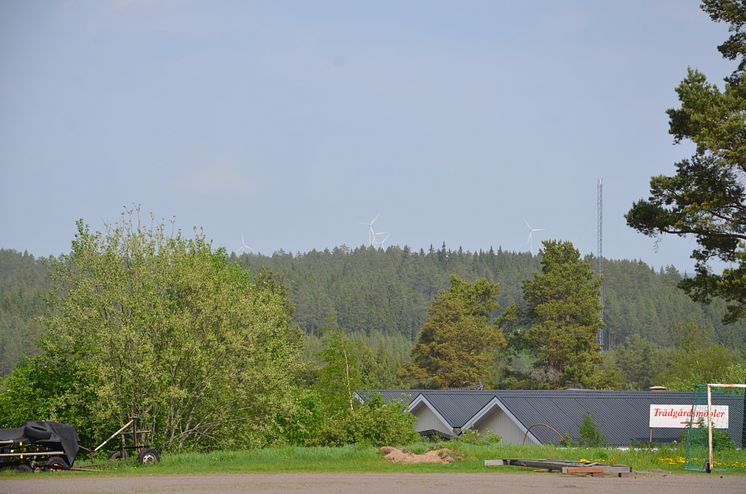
[411,403,453,436]
[472,406,529,444]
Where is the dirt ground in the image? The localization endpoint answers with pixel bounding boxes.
[1,472,744,494]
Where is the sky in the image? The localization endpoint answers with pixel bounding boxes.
[0,0,735,271]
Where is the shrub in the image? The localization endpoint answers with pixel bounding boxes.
[576,414,605,447]
[311,397,419,447]
[691,421,737,451]
[457,429,502,445]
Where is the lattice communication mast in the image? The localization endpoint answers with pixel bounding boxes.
[597,178,608,350]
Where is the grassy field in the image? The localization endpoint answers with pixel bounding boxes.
[48,442,744,476]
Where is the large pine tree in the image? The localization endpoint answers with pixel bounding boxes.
[626,0,746,324]
[403,276,507,388]
[522,240,603,388]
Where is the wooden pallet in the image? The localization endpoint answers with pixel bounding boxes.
[485,458,632,477]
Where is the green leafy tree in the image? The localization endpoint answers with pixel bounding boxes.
[0,210,306,450]
[626,0,746,324]
[311,320,419,447]
[314,321,369,414]
[656,321,741,391]
[614,335,665,390]
[522,240,603,388]
[403,276,507,388]
[0,357,60,429]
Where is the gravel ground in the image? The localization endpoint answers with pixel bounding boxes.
[1,472,744,494]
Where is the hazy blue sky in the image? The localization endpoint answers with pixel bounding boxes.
[0,0,734,271]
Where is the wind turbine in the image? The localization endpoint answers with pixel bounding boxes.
[359,215,392,248]
[524,219,544,254]
[360,214,380,247]
[239,233,254,254]
[374,231,390,249]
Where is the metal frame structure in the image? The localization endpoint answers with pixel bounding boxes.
[705,383,746,473]
[92,416,159,464]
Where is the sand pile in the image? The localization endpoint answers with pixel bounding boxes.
[379,446,457,464]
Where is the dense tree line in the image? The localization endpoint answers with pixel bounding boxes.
[233,245,746,350]
[402,242,744,392]
[0,249,49,375]
[0,216,743,454]
[2,242,745,378]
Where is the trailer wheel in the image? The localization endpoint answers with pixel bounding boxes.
[44,456,69,471]
[137,448,160,465]
[108,451,125,460]
[14,463,33,473]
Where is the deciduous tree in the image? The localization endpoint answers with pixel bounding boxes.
[1,209,306,450]
[613,335,664,390]
[656,321,742,391]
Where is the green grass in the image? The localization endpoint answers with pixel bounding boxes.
[3,442,745,476]
[67,442,746,475]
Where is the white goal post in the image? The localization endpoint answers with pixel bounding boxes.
[705,383,746,473]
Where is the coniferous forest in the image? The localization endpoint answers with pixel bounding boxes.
[233,244,745,349]
[2,243,744,383]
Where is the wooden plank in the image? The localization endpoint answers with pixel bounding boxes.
[502,459,574,470]
[497,458,632,476]
[562,467,605,474]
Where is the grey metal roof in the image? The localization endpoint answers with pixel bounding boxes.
[493,390,744,447]
[355,389,421,404]
[366,389,745,447]
[417,391,497,428]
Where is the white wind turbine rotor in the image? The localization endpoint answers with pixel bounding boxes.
[239,233,254,254]
[524,219,544,254]
[374,231,389,249]
[359,214,380,247]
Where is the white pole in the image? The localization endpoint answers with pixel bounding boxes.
[94,419,135,452]
[703,383,745,473]
[707,384,713,473]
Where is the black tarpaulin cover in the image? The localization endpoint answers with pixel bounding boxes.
[0,421,80,466]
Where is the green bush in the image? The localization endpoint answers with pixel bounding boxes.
[273,389,326,447]
[691,421,737,451]
[310,397,419,447]
[457,429,501,445]
[576,414,605,447]
[712,429,737,451]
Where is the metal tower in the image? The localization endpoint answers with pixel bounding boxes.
[597,178,608,350]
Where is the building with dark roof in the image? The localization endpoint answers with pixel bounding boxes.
[357,389,745,447]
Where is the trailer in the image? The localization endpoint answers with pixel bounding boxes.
[92,416,160,464]
[1,416,160,472]
[0,421,80,472]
